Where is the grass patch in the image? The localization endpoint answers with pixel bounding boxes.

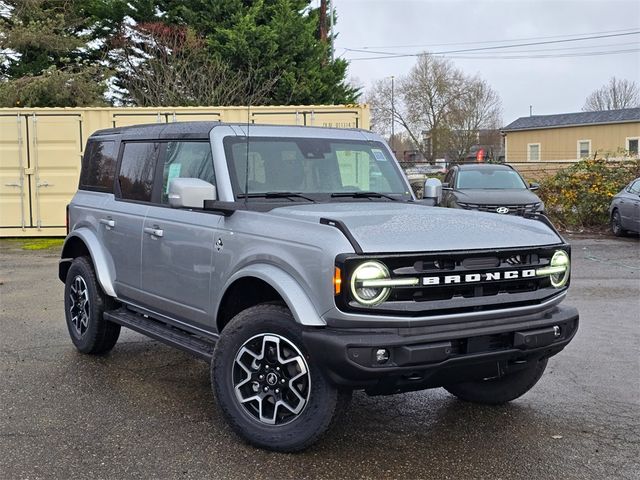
[7,238,65,250]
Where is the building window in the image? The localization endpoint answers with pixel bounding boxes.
[527,143,540,162]
[577,140,591,159]
[627,137,639,156]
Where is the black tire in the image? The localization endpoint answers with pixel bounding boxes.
[611,209,626,237]
[212,304,339,452]
[64,256,120,354]
[444,357,548,405]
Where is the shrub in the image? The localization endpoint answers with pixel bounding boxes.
[539,158,640,229]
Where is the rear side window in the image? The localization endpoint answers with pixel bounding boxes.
[80,140,117,191]
[118,142,161,202]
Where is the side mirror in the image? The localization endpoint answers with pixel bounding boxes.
[423,178,443,206]
[441,182,453,191]
[529,182,540,191]
[168,178,217,209]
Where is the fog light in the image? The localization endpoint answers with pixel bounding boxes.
[375,348,390,364]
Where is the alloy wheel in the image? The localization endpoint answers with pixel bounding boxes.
[232,333,310,425]
[69,275,90,337]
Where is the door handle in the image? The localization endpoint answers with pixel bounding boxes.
[4,182,20,187]
[37,180,53,187]
[100,218,115,229]
[144,226,164,238]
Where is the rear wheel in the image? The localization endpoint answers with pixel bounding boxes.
[444,357,548,405]
[64,256,120,354]
[611,209,626,237]
[212,304,340,452]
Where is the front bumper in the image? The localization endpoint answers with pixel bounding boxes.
[303,304,578,395]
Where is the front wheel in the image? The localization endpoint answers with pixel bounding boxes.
[611,209,626,237]
[211,304,340,452]
[64,256,120,354]
[444,357,548,405]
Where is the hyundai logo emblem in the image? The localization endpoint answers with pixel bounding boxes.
[496,207,510,214]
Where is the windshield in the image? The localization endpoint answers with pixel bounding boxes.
[456,169,527,189]
[224,137,411,200]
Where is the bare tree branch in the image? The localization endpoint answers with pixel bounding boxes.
[583,77,640,111]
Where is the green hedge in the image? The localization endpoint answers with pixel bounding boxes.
[538,159,640,229]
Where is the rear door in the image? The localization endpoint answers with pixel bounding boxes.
[140,140,221,330]
[101,141,160,304]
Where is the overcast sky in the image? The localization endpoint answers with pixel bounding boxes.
[328,0,640,126]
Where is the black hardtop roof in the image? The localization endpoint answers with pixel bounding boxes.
[89,121,367,140]
[91,121,219,139]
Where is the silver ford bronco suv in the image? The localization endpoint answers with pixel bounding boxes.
[59,122,579,451]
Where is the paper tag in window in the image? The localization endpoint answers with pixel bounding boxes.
[166,163,182,194]
[372,149,387,162]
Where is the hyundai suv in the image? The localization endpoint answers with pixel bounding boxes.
[59,122,578,452]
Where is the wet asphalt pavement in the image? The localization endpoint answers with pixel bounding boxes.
[0,235,638,479]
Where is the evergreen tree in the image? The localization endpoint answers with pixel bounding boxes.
[0,0,109,107]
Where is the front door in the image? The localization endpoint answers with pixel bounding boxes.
[141,140,221,330]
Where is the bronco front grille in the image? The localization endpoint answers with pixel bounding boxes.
[336,246,569,317]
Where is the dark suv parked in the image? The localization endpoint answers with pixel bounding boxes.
[441,163,544,215]
[59,122,578,452]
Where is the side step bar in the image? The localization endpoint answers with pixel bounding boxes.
[104,308,216,361]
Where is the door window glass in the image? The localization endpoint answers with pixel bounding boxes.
[161,142,215,204]
[118,142,160,202]
[80,140,117,191]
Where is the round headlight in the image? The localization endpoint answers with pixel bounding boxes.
[549,250,570,288]
[350,261,391,305]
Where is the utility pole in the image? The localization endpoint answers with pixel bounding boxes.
[391,75,395,155]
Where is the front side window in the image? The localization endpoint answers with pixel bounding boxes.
[456,169,527,190]
[118,142,160,202]
[223,137,410,199]
[80,140,117,191]
[161,141,215,204]
[628,180,640,195]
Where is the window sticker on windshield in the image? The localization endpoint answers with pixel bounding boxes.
[372,149,387,162]
[166,163,181,193]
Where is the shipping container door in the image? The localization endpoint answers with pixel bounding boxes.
[28,114,83,228]
[250,110,305,125]
[170,111,222,123]
[112,112,166,128]
[0,114,28,229]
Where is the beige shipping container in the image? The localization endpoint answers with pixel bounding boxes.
[0,105,369,237]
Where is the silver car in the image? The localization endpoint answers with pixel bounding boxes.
[59,122,579,452]
[610,177,640,236]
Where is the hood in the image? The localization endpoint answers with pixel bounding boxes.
[453,189,541,205]
[267,202,561,253]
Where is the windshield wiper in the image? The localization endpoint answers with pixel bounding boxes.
[237,192,316,202]
[331,191,398,201]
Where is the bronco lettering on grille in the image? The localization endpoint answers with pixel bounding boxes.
[422,269,536,286]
